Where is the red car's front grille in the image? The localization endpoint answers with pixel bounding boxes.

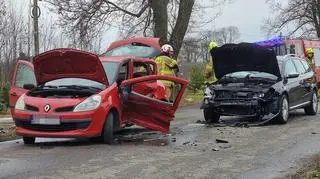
[55,106,75,112]
[25,105,39,112]
[14,119,91,132]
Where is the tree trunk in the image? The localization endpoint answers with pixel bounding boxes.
[169,0,195,60]
[150,0,169,45]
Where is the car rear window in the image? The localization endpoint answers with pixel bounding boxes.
[105,43,160,58]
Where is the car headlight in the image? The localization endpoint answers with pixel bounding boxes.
[73,95,102,112]
[204,87,215,100]
[15,94,25,110]
[253,93,265,98]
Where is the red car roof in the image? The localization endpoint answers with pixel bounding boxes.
[106,37,161,51]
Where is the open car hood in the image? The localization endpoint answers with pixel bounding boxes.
[107,37,161,51]
[211,43,281,79]
[33,48,108,85]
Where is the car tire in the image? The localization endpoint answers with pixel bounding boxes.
[102,112,114,144]
[276,95,289,124]
[203,107,220,123]
[23,137,35,145]
[304,90,318,115]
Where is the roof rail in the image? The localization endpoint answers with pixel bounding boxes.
[282,54,297,58]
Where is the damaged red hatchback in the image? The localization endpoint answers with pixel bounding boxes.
[9,48,188,144]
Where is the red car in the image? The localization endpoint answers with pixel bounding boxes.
[9,48,188,145]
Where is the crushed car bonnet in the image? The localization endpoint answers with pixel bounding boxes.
[33,48,108,85]
[210,43,282,79]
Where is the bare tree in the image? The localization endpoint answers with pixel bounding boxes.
[218,26,240,44]
[179,26,241,63]
[264,0,320,38]
[45,0,228,59]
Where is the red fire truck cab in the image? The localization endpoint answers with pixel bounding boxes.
[256,37,320,88]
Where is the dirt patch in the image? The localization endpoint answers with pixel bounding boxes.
[283,155,320,179]
[0,123,19,142]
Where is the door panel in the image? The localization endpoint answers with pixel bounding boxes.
[9,61,35,113]
[292,59,313,104]
[120,75,188,133]
[298,72,315,103]
[284,60,300,107]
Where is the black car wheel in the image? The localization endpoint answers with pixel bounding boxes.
[276,95,289,124]
[23,137,35,145]
[304,90,318,115]
[203,107,220,123]
[102,112,114,144]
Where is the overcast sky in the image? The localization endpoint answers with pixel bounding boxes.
[12,0,276,49]
[213,0,272,42]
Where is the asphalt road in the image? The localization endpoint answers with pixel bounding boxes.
[1,104,320,179]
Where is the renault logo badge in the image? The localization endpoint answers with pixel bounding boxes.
[44,104,51,112]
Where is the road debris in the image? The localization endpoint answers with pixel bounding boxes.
[191,142,198,146]
[182,141,191,145]
[212,148,220,151]
[216,139,229,143]
[311,132,318,135]
[219,145,232,149]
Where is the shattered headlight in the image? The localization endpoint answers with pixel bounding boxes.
[204,87,215,100]
[73,95,102,112]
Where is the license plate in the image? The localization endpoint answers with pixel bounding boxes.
[31,116,60,125]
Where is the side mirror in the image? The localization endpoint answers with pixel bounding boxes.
[286,73,300,79]
[23,84,36,90]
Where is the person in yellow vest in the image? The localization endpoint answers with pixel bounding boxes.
[204,41,218,85]
[305,48,316,71]
[155,44,179,101]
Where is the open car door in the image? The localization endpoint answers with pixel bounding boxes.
[9,60,36,114]
[120,75,189,133]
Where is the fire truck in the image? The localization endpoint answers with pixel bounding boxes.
[256,37,320,88]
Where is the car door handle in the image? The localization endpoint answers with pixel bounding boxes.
[10,92,17,96]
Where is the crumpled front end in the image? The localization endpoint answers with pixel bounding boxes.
[201,85,281,120]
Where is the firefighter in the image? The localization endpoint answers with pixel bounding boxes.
[305,48,316,71]
[155,44,179,101]
[204,41,218,86]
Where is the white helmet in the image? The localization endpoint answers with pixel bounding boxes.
[161,44,174,54]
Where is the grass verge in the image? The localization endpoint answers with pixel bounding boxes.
[286,155,320,179]
[0,123,19,142]
[180,89,203,107]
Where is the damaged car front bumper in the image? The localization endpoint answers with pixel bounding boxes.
[201,87,281,120]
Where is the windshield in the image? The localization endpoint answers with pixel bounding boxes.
[223,71,278,81]
[45,78,106,89]
[102,62,120,84]
[105,43,160,58]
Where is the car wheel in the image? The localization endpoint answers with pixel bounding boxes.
[203,107,220,123]
[304,90,318,115]
[23,137,35,145]
[102,112,114,144]
[276,95,289,124]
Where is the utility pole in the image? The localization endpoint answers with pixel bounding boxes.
[31,0,41,56]
[27,0,31,57]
